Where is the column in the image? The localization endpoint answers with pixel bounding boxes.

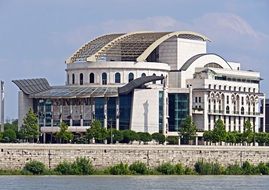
[43,133,46,143]
[162,76,168,138]
[235,117,239,131]
[189,85,192,117]
[225,116,229,132]
[116,97,120,130]
[70,100,72,126]
[91,98,95,121]
[204,94,208,131]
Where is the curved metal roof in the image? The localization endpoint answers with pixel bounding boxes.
[118,75,164,95]
[66,31,209,64]
[180,53,232,71]
[12,78,51,95]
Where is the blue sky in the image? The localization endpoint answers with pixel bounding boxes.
[0,0,269,120]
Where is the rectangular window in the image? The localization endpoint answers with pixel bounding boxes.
[199,97,201,103]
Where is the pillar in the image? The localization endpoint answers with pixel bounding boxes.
[43,133,46,143]
[162,76,168,138]
[104,97,107,129]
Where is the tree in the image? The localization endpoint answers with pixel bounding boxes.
[122,130,138,144]
[180,116,197,144]
[212,119,226,143]
[225,131,237,145]
[106,129,123,143]
[86,120,107,143]
[2,128,17,142]
[243,120,254,144]
[152,133,165,144]
[55,122,74,143]
[203,131,213,144]
[22,108,40,142]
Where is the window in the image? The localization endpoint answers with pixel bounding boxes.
[115,72,121,83]
[141,73,146,77]
[241,97,244,105]
[224,86,226,90]
[72,74,75,84]
[244,87,246,92]
[241,107,244,115]
[152,73,156,84]
[89,73,94,83]
[227,96,229,104]
[198,97,201,103]
[226,106,230,114]
[128,73,134,82]
[67,74,69,85]
[208,84,211,89]
[214,85,216,89]
[102,72,107,85]
[195,97,198,103]
[239,87,241,91]
[219,85,221,90]
[229,86,231,91]
[234,87,236,91]
[253,88,256,93]
[80,73,83,85]
[161,74,163,84]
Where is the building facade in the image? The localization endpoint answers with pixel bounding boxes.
[13,31,266,142]
[266,99,269,132]
[0,81,4,132]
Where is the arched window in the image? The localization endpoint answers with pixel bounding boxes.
[152,73,156,84]
[72,74,75,85]
[80,73,83,85]
[226,106,230,114]
[204,62,223,69]
[241,107,244,115]
[128,73,134,82]
[89,73,94,83]
[102,72,107,85]
[115,72,121,83]
[141,73,146,77]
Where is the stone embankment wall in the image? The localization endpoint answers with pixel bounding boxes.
[1,143,269,169]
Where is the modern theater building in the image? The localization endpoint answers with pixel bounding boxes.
[13,31,266,142]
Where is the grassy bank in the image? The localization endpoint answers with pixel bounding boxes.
[1,158,269,175]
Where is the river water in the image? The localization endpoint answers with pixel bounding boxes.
[0,175,268,190]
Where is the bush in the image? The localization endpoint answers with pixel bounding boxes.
[122,130,138,143]
[2,129,17,142]
[156,162,175,175]
[72,157,94,175]
[242,161,259,175]
[152,133,165,144]
[194,161,223,175]
[166,136,178,145]
[137,132,152,144]
[23,160,46,175]
[225,164,243,175]
[129,161,148,174]
[174,163,184,175]
[109,162,129,175]
[257,163,269,175]
[184,167,195,175]
[54,161,74,175]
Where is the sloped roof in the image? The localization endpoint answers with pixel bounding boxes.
[12,78,51,95]
[66,31,209,63]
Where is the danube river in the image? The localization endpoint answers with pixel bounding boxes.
[0,176,268,190]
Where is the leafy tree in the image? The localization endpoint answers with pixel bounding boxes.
[212,119,226,143]
[55,122,74,143]
[137,132,152,144]
[243,120,254,144]
[86,120,107,143]
[180,116,197,144]
[107,129,123,143]
[4,120,18,132]
[225,131,237,145]
[2,128,17,142]
[122,130,138,144]
[152,133,165,144]
[22,108,40,142]
[203,131,213,144]
[255,132,267,145]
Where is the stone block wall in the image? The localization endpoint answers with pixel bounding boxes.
[1,144,269,169]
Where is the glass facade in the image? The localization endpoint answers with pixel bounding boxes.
[119,94,132,130]
[159,91,163,133]
[107,97,116,128]
[95,98,104,125]
[168,93,189,132]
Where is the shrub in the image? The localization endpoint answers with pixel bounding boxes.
[166,136,178,145]
[225,164,243,175]
[23,160,46,175]
[54,161,73,175]
[129,161,148,175]
[109,162,129,175]
[257,163,269,175]
[152,133,165,144]
[242,161,259,175]
[2,129,17,142]
[194,161,223,175]
[184,167,195,175]
[137,132,152,144]
[122,130,138,143]
[156,162,175,175]
[72,157,94,175]
[174,163,184,175]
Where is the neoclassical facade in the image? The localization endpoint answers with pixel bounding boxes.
[13,31,266,142]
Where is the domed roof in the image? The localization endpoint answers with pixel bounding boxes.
[66,31,209,64]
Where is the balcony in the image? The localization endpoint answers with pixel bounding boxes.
[192,108,204,114]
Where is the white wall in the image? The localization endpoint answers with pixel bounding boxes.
[18,91,33,130]
[130,88,160,133]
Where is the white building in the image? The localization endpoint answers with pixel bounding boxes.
[0,81,4,132]
[13,31,266,142]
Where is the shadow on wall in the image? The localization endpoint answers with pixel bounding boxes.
[143,100,149,132]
